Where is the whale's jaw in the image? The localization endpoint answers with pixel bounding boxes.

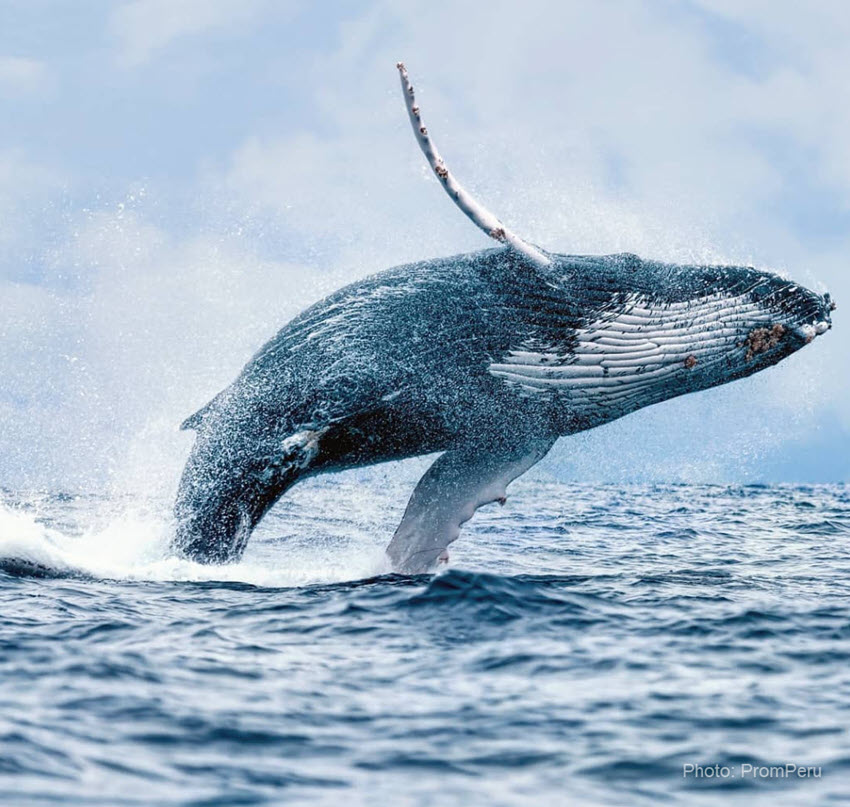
[488,268,833,434]
[736,281,832,373]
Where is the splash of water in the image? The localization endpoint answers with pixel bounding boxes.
[0,494,391,588]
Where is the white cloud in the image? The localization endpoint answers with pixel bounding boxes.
[110,0,281,66]
[0,56,48,94]
[0,150,66,265]
[218,0,848,272]
[0,196,340,491]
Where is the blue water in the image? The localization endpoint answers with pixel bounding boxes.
[1,477,849,805]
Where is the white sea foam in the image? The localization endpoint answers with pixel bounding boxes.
[0,495,392,588]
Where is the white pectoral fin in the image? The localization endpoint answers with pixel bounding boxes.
[385,437,556,574]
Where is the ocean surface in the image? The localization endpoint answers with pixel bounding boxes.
[1,474,849,806]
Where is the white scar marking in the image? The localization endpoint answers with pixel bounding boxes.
[281,429,324,468]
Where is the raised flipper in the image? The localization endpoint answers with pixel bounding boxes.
[385,436,556,574]
[396,63,551,269]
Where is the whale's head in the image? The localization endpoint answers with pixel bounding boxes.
[489,253,834,429]
[722,274,833,377]
[641,263,835,386]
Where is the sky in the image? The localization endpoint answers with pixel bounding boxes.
[0,0,848,494]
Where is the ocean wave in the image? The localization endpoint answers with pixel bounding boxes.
[0,498,388,588]
[2,483,850,806]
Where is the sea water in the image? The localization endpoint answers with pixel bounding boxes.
[1,474,849,806]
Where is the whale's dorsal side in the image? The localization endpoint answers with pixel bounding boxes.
[180,388,231,431]
[180,405,210,431]
[397,62,551,270]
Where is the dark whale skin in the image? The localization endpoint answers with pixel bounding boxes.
[174,248,832,564]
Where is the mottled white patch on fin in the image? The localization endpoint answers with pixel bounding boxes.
[385,437,555,574]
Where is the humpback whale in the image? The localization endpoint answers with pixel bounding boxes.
[173,63,834,573]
